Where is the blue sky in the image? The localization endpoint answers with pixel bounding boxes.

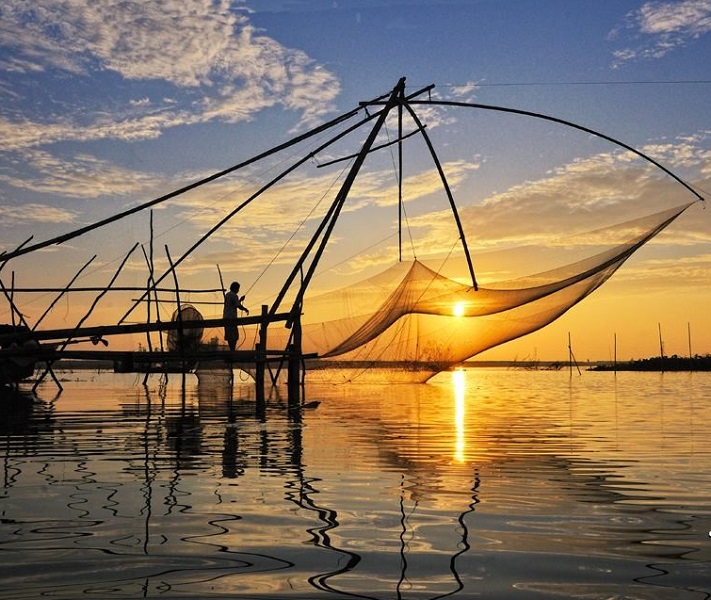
[0,0,710,359]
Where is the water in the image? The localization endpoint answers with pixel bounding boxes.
[1,367,710,599]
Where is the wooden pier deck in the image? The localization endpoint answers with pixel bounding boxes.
[0,306,311,407]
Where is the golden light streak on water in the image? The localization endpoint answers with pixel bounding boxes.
[452,368,466,462]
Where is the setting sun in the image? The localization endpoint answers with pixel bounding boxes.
[453,302,466,317]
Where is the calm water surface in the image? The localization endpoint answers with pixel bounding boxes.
[0,368,710,599]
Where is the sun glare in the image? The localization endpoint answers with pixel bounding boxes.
[453,301,466,317]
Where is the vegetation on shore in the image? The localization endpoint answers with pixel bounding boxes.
[591,354,711,371]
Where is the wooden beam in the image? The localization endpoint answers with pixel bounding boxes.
[0,314,291,344]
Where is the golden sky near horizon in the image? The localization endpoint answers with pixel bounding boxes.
[1,1,710,361]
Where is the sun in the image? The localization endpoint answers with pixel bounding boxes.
[453,301,466,317]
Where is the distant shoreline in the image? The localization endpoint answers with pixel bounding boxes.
[50,355,711,373]
[588,354,711,372]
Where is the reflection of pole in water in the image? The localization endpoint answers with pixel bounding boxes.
[397,473,481,600]
[431,473,480,600]
[281,419,373,599]
[296,467,482,598]
[397,474,417,596]
[140,380,166,555]
[302,477,373,599]
[222,408,244,479]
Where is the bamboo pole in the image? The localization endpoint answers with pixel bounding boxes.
[410,99,704,204]
[0,347,310,363]
[0,314,290,345]
[0,103,368,266]
[402,101,478,290]
[272,78,408,321]
[33,243,139,392]
[33,255,97,331]
[255,304,268,412]
[118,108,386,326]
[4,285,222,294]
[149,210,165,355]
[568,332,581,376]
[165,245,185,385]
[0,278,27,328]
[288,303,303,408]
[10,272,15,328]
[398,97,403,263]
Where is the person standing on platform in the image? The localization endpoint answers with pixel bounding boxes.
[223,281,249,351]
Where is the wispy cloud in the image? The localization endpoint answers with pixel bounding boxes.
[0,149,164,199]
[407,138,711,263]
[0,0,340,151]
[610,0,711,66]
[0,202,76,226]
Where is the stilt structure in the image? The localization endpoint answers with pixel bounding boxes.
[0,77,705,396]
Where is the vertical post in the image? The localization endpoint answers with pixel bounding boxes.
[567,331,580,376]
[288,307,302,409]
[10,272,15,328]
[165,245,184,382]
[255,305,268,415]
[32,242,138,393]
[398,98,403,263]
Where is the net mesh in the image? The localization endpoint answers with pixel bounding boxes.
[266,202,691,382]
[167,305,204,352]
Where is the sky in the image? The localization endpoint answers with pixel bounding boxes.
[0,0,710,361]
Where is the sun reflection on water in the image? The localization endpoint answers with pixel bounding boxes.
[452,368,466,462]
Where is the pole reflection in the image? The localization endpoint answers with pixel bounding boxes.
[0,370,709,598]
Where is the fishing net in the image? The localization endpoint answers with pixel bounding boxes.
[265,202,692,382]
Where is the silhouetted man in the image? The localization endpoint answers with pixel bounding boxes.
[223,281,248,351]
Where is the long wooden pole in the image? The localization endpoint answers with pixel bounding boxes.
[10,272,15,328]
[119,109,383,325]
[0,107,366,265]
[410,100,705,203]
[398,95,404,263]
[402,101,478,290]
[0,278,27,328]
[270,80,437,317]
[273,78,408,321]
[0,314,290,345]
[165,245,185,383]
[32,255,97,331]
[33,243,139,391]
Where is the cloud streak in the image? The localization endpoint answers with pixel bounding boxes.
[611,0,711,66]
[405,138,711,263]
[0,202,76,226]
[0,0,340,153]
[0,149,164,199]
